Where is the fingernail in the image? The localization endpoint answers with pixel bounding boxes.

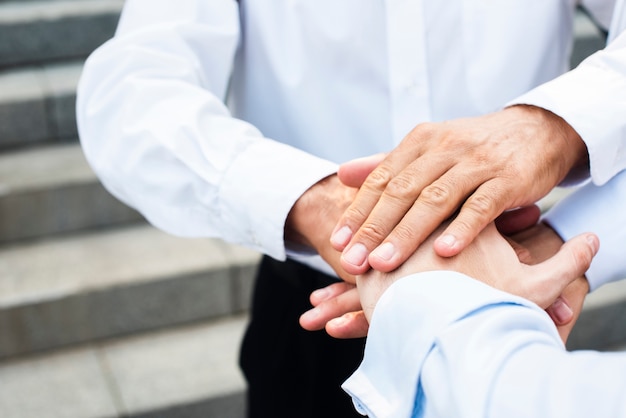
[311,287,330,301]
[331,226,353,247]
[343,243,368,267]
[586,234,599,253]
[371,242,395,262]
[551,298,573,324]
[437,234,457,249]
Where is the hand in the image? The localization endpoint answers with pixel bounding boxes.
[299,282,368,339]
[285,174,358,283]
[356,222,597,324]
[302,217,596,340]
[510,222,590,342]
[330,105,589,275]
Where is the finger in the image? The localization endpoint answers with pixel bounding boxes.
[549,277,589,343]
[546,296,574,325]
[309,282,355,306]
[330,143,429,252]
[495,205,541,235]
[341,158,454,275]
[299,287,362,331]
[326,311,370,339]
[366,167,481,272]
[337,153,387,188]
[526,233,598,307]
[434,179,517,257]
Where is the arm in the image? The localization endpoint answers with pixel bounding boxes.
[342,223,609,418]
[77,0,340,263]
[343,274,626,418]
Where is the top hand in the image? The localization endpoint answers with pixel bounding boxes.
[330,105,588,275]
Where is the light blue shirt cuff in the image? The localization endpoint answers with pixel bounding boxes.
[543,170,626,291]
[342,272,542,418]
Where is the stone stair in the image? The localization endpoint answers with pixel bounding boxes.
[0,2,622,417]
[0,1,259,416]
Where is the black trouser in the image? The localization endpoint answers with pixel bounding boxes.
[239,256,366,418]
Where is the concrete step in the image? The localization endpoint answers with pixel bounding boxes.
[0,0,122,69]
[0,143,143,243]
[0,314,248,418]
[0,288,622,418]
[0,223,260,359]
[571,8,607,68]
[0,61,81,149]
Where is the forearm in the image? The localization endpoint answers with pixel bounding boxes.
[423,302,626,417]
[344,274,626,418]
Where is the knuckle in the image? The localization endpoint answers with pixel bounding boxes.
[385,174,419,200]
[406,122,436,144]
[419,183,452,207]
[571,244,593,272]
[364,165,395,191]
[448,216,475,236]
[464,193,495,217]
[390,223,420,249]
[359,221,389,244]
[343,204,371,224]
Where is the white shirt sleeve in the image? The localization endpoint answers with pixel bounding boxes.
[342,273,626,418]
[76,0,337,260]
[543,171,626,291]
[508,1,626,186]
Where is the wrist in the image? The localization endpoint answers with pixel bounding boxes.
[509,104,589,184]
[285,174,356,252]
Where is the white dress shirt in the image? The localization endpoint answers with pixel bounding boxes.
[77,0,625,277]
[342,272,626,418]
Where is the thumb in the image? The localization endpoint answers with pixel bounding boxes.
[527,233,599,307]
[338,153,387,187]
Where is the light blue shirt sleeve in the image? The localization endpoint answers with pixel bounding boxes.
[342,272,626,418]
[543,170,626,291]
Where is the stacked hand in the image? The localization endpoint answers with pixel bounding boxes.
[330,105,588,275]
[292,105,592,343]
[301,215,597,343]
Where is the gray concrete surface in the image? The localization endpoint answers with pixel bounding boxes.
[0,61,82,148]
[0,223,260,358]
[0,315,248,418]
[0,0,123,68]
[0,144,143,242]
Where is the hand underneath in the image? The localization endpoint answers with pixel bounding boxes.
[302,213,597,341]
[357,221,597,326]
[510,221,590,343]
[299,282,368,339]
[331,105,589,275]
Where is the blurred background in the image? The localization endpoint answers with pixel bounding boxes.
[0,1,624,417]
